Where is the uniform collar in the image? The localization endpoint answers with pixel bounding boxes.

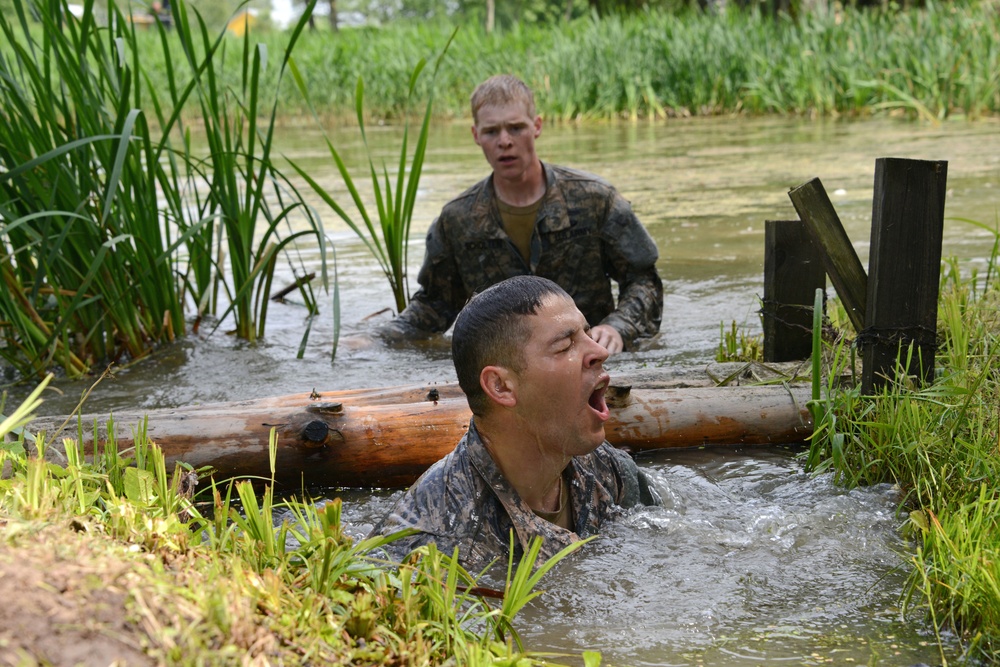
[476,163,572,235]
[465,418,598,560]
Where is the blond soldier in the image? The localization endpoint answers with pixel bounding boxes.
[378,75,662,354]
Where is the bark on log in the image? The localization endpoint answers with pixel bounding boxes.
[28,382,814,489]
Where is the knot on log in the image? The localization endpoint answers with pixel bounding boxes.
[303,420,329,444]
[606,385,632,409]
[307,402,343,414]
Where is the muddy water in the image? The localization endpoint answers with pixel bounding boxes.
[25,115,1000,665]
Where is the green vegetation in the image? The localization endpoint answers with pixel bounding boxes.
[0,386,585,664]
[289,29,456,314]
[0,0,328,378]
[127,2,1000,121]
[715,319,763,362]
[805,225,1000,663]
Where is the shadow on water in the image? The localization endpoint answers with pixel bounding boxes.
[15,115,1000,665]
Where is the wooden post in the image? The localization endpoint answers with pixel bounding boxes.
[787,178,868,333]
[861,158,948,393]
[763,220,827,362]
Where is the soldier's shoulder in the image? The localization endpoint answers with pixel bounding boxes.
[549,164,615,191]
[408,441,479,498]
[440,176,490,215]
[585,441,638,475]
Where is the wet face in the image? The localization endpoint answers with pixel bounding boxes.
[471,101,543,184]
[509,294,611,458]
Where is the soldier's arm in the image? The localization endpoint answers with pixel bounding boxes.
[599,193,664,349]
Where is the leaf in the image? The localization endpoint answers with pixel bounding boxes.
[124,466,156,504]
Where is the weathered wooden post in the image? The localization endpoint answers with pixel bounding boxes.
[860,158,947,393]
[762,220,827,361]
[786,178,868,334]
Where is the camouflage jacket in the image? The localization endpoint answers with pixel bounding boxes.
[368,419,646,571]
[380,163,663,349]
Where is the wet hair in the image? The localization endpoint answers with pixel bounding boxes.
[452,275,568,416]
[470,74,536,124]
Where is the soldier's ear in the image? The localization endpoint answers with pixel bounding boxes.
[480,365,516,408]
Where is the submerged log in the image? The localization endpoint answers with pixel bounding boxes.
[28,381,814,489]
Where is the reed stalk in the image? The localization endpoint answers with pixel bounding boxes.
[288,29,456,313]
[0,0,330,377]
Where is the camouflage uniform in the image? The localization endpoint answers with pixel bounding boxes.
[381,163,663,349]
[369,419,646,570]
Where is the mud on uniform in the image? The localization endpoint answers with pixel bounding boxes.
[381,163,663,349]
[369,419,649,571]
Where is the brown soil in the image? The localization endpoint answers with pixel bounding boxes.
[0,521,154,667]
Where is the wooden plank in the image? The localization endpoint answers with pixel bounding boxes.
[787,178,868,333]
[28,382,814,489]
[763,220,827,362]
[861,158,947,392]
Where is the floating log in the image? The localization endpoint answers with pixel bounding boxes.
[28,381,814,489]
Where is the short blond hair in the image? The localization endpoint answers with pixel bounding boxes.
[470,75,536,124]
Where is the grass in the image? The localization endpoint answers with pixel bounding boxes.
[0,0,329,379]
[0,382,587,664]
[804,224,1000,663]
[123,2,1000,122]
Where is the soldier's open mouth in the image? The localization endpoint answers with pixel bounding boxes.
[589,378,610,419]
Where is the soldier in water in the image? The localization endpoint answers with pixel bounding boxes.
[371,276,658,570]
[376,74,663,355]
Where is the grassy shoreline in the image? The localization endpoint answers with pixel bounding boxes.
[0,399,582,665]
[128,3,1000,122]
[804,231,1000,663]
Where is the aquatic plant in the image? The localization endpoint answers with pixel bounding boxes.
[164,0,328,343]
[715,318,764,363]
[288,29,456,314]
[0,0,328,378]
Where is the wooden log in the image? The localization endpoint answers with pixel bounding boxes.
[763,220,827,362]
[28,382,814,489]
[862,158,947,393]
[787,178,868,333]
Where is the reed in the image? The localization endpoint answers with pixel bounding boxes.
[0,0,329,378]
[0,1,185,377]
[804,225,1000,661]
[0,384,586,663]
[289,29,456,313]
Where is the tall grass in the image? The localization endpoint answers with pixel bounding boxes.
[128,3,1000,121]
[289,29,456,313]
[804,224,1000,662]
[0,0,328,379]
[0,385,584,663]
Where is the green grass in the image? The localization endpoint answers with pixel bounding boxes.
[0,381,586,664]
[804,224,1000,662]
[0,0,330,378]
[124,2,1000,122]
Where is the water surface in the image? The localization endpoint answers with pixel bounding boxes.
[24,115,1000,665]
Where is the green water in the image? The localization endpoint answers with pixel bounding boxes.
[24,114,1000,666]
